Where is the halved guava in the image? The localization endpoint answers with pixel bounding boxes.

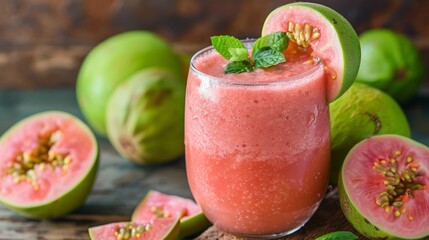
[339,135,429,239]
[262,2,361,102]
[329,83,411,185]
[132,190,211,239]
[0,111,98,218]
[88,217,180,240]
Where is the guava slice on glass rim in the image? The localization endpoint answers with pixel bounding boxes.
[132,190,211,239]
[262,2,361,102]
[339,135,429,239]
[0,111,98,218]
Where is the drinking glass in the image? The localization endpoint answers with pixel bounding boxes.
[185,40,330,238]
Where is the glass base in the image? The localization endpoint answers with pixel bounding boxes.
[219,201,321,239]
[226,223,305,239]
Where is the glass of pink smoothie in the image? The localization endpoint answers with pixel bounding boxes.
[185,40,330,238]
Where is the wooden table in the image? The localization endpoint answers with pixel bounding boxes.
[0,89,428,240]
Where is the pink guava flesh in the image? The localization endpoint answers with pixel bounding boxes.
[262,5,344,101]
[89,218,178,240]
[343,135,429,238]
[0,112,97,206]
[132,191,200,222]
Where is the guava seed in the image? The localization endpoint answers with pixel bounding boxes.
[324,66,337,80]
[151,206,171,218]
[373,152,424,220]
[286,21,320,48]
[5,130,72,190]
[114,223,151,240]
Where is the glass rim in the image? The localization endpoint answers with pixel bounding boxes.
[190,38,323,86]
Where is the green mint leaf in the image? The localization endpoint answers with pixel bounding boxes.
[211,32,289,74]
[225,61,253,74]
[252,31,288,58]
[253,47,285,69]
[210,35,246,60]
[229,48,249,62]
[315,231,358,240]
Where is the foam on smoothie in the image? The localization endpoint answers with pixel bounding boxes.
[192,47,316,83]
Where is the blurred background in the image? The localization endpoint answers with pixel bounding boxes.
[0,0,428,89]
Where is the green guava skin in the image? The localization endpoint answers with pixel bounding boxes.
[262,2,361,102]
[0,111,99,219]
[3,161,97,219]
[329,83,411,185]
[356,29,425,103]
[338,135,429,240]
[178,212,212,239]
[338,174,399,239]
[106,68,185,165]
[76,31,183,136]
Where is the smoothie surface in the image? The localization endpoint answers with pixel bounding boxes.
[192,47,316,83]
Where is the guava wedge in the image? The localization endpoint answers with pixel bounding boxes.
[106,68,185,165]
[329,83,411,185]
[132,190,211,239]
[0,111,98,218]
[88,217,181,240]
[77,31,183,136]
[262,2,361,102]
[339,135,429,239]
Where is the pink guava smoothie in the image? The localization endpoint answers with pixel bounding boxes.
[185,43,330,236]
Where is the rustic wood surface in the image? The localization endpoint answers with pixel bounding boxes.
[0,90,428,239]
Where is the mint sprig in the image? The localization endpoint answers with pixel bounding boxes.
[210,32,289,74]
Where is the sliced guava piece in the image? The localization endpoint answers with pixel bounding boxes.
[262,2,361,102]
[339,135,429,239]
[0,111,98,218]
[132,190,211,239]
[329,83,411,185]
[88,217,180,240]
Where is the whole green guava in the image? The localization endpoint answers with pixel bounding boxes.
[76,31,183,136]
[356,28,425,103]
[106,68,185,165]
[329,83,411,185]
